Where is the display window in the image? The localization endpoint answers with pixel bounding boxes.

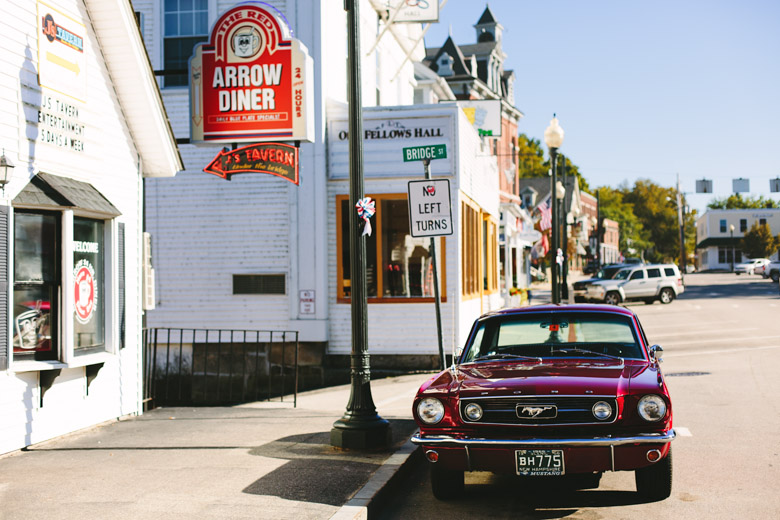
[11,209,113,365]
[13,211,60,360]
[73,217,105,353]
[336,194,446,302]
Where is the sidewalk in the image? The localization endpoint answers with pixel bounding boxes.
[0,373,433,520]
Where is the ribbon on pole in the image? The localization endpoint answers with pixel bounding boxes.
[356,197,376,236]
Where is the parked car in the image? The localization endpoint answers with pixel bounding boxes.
[585,264,684,305]
[734,258,770,275]
[572,263,639,303]
[412,304,675,501]
[760,260,780,282]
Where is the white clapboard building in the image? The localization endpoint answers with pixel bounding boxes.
[138,0,521,374]
[0,0,181,455]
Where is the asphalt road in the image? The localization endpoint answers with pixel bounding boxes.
[378,272,780,520]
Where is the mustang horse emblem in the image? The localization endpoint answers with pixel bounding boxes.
[519,406,555,418]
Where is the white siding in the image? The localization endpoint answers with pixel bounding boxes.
[0,0,155,454]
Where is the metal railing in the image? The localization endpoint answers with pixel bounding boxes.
[142,328,299,409]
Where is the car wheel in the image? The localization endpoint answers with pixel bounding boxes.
[604,292,621,305]
[635,447,672,501]
[772,272,780,283]
[659,288,674,304]
[430,464,464,500]
[574,296,586,303]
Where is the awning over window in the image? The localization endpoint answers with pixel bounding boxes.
[12,173,121,217]
[695,237,741,249]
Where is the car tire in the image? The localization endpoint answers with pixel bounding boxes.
[772,272,780,283]
[604,291,621,305]
[431,464,464,500]
[574,296,586,303]
[635,447,672,501]
[659,288,674,304]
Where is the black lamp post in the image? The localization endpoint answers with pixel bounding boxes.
[544,116,564,304]
[730,224,735,272]
[331,0,390,449]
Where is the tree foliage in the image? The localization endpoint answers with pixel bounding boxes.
[740,222,780,259]
[594,180,697,264]
[516,134,590,193]
[707,193,779,209]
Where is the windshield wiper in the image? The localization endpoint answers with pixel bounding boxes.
[553,348,624,363]
[473,353,543,363]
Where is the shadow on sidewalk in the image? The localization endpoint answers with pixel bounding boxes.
[242,419,417,506]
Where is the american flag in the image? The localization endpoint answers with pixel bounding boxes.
[536,196,552,231]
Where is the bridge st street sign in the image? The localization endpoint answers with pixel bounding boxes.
[402,144,447,162]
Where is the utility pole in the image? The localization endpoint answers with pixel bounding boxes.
[676,174,686,278]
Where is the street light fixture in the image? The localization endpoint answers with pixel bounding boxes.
[544,116,564,303]
[729,224,735,272]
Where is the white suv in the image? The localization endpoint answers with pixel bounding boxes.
[585,264,684,305]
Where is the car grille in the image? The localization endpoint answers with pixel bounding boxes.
[460,396,618,425]
[572,282,588,290]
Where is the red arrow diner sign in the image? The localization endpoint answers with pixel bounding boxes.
[204,143,299,184]
[189,3,313,144]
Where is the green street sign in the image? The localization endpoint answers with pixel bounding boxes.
[402,144,447,162]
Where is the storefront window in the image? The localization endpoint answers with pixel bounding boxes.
[13,212,59,360]
[337,195,445,301]
[73,217,105,352]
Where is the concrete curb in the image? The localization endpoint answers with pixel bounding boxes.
[329,436,421,520]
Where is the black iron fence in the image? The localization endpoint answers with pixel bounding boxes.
[142,328,299,409]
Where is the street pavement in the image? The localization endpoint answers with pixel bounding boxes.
[0,373,433,520]
[0,276,567,520]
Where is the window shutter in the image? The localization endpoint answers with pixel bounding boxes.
[118,223,125,349]
[0,205,9,370]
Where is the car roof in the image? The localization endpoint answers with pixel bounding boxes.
[486,303,637,319]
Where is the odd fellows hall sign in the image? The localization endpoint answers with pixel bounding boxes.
[190,2,313,183]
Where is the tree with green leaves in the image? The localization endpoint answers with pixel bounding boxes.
[740,222,780,259]
[707,193,779,209]
[516,134,590,193]
[593,186,651,258]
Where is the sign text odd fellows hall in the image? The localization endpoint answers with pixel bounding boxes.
[189,3,313,143]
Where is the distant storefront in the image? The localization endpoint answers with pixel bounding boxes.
[696,209,780,270]
[0,0,181,455]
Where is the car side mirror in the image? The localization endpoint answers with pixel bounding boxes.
[649,344,664,362]
[454,346,463,360]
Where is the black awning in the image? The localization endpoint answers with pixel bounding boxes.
[696,237,742,249]
[13,173,121,217]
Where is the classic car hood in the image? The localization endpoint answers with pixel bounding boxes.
[456,360,651,397]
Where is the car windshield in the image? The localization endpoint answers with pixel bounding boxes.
[462,311,644,363]
[612,269,631,280]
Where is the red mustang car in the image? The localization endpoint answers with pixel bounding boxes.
[412,304,674,501]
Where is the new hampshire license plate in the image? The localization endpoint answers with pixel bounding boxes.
[515,449,565,476]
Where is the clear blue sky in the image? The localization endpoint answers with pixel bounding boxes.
[424,0,780,212]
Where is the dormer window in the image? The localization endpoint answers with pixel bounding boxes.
[437,53,454,76]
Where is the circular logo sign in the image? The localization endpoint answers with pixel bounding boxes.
[74,259,97,324]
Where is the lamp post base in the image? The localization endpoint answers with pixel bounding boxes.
[331,415,391,449]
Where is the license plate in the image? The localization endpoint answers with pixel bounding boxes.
[515,449,565,476]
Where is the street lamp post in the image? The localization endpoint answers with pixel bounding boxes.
[730,224,735,272]
[556,179,567,303]
[559,155,569,302]
[544,116,564,304]
[331,0,390,450]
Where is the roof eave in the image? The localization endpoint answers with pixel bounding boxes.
[84,0,183,178]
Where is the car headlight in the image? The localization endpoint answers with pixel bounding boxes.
[592,401,613,420]
[637,395,667,421]
[463,403,483,421]
[417,397,445,424]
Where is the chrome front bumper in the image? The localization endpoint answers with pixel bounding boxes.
[412,429,676,447]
